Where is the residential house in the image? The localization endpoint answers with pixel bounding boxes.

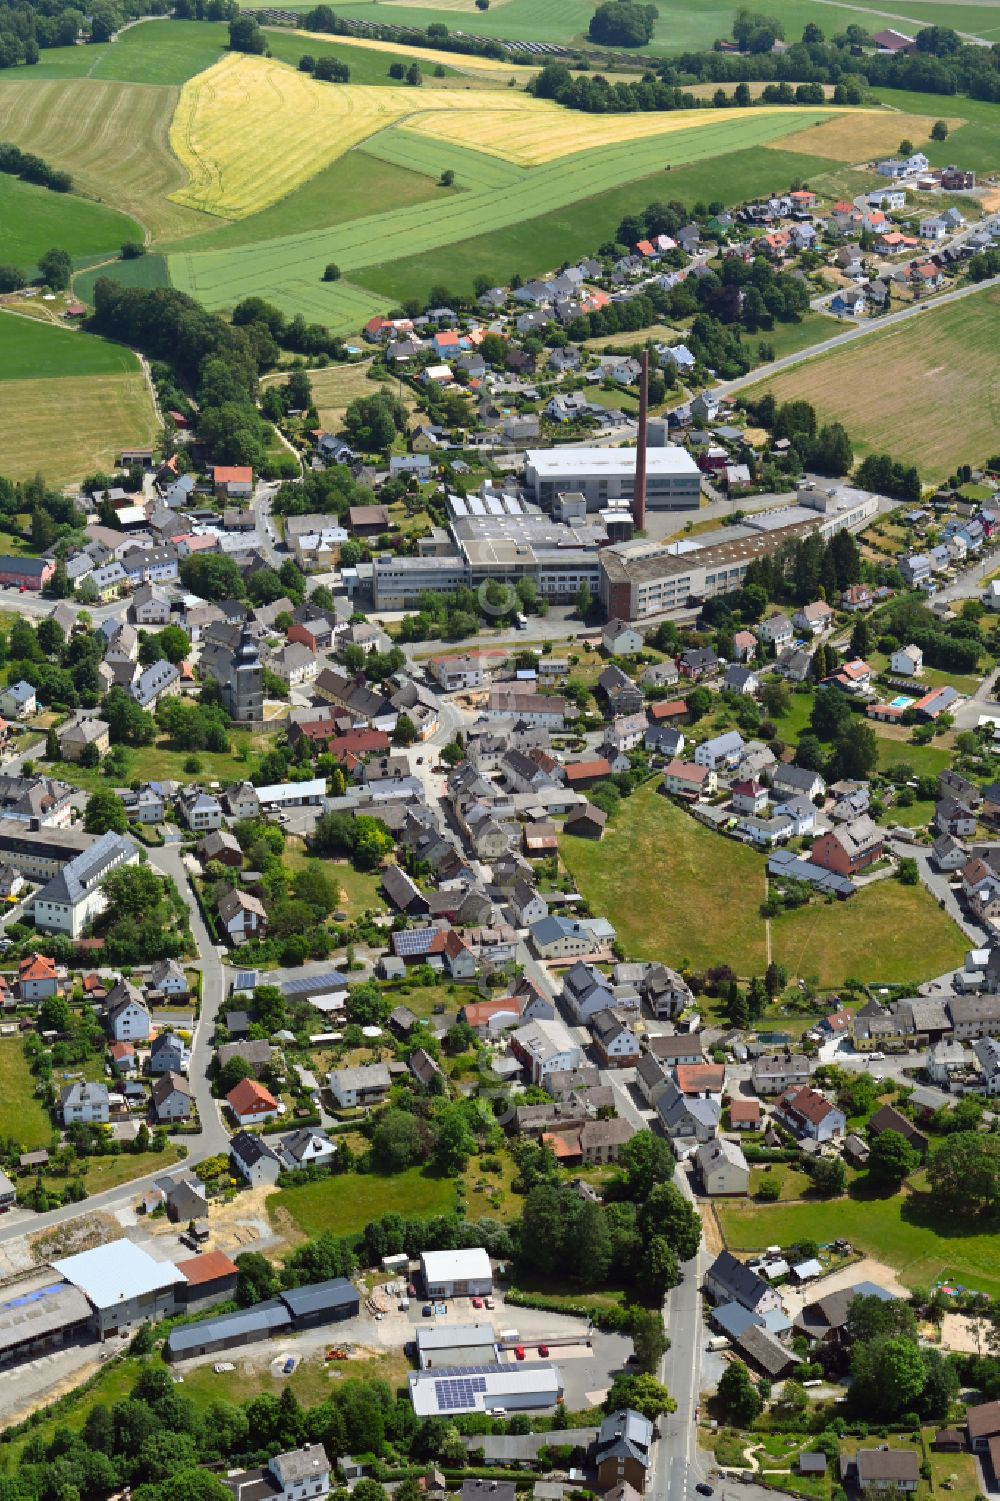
[602,620,644,656]
[891,644,923,676]
[793,601,834,636]
[705,1250,783,1314]
[58,717,110,763]
[752,1052,811,1095]
[697,1138,749,1195]
[329,1063,391,1109]
[695,731,745,772]
[663,760,715,800]
[19,953,59,1003]
[150,1031,190,1076]
[218,889,268,946]
[810,817,884,877]
[61,1081,110,1124]
[151,1072,192,1123]
[227,1078,279,1126]
[758,614,793,652]
[230,1130,283,1187]
[595,1410,653,1494]
[774,1085,845,1141]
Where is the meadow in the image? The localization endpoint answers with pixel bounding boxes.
[0,76,218,243]
[0,174,141,273]
[0,375,157,483]
[274,0,1000,54]
[559,782,770,975]
[771,878,967,988]
[0,311,139,380]
[270,1165,459,1236]
[0,1040,52,1152]
[751,285,1000,483]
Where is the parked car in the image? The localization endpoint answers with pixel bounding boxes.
[282,1357,296,1374]
[472,1297,483,1308]
[422,1304,433,1316]
[515,1346,526,1360]
[538,1344,549,1357]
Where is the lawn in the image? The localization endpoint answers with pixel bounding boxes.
[265,28,461,83]
[718,1187,1000,1300]
[770,687,814,743]
[0,173,141,271]
[0,1041,52,1152]
[772,878,967,987]
[559,781,769,974]
[0,372,158,485]
[50,729,273,795]
[761,311,841,361]
[269,1165,458,1236]
[0,312,138,380]
[282,839,385,917]
[873,732,955,777]
[750,285,1000,483]
[0,76,213,245]
[38,1144,183,1199]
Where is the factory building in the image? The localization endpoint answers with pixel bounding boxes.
[420,1247,493,1298]
[524,446,701,512]
[599,487,879,622]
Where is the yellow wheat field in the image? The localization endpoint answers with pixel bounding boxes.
[768,109,961,162]
[407,101,842,165]
[292,27,522,71]
[170,55,855,219]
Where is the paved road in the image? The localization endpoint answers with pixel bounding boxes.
[148,844,230,1159]
[718,273,1000,396]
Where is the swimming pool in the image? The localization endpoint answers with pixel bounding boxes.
[890,694,914,709]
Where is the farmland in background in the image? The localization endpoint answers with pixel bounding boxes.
[0,173,142,272]
[749,284,1000,485]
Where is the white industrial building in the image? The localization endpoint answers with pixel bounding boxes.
[524,446,701,512]
[52,1241,185,1335]
[420,1247,493,1298]
[408,1362,563,1417]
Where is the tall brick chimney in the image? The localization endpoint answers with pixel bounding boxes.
[633,348,648,532]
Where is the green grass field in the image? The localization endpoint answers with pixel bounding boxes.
[718,1188,1000,1300]
[169,121,834,324]
[772,878,967,988]
[0,312,139,380]
[270,1166,458,1236]
[559,781,769,974]
[274,0,1000,53]
[92,19,229,85]
[168,147,451,255]
[74,253,170,304]
[0,174,141,272]
[0,1041,52,1152]
[264,28,461,82]
[351,143,836,304]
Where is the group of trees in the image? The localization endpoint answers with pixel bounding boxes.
[847,1293,959,1420]
[588,0,658,47]
[877,594,983,676]
[795,684,879,781]
[532,56,827,113]
[311,809,395,871]
[298,52,350,81]
[1,609,113,716]
[745,394,855,479]
[97,862,192,964]
[856,452,923,503]
[519,1131,700,1300]
[0,139,70,191]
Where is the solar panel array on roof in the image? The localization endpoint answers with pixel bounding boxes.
[435,1374,489,1411]
[234,971,257,991]
[392,928,436,957]
[281,970,349,996]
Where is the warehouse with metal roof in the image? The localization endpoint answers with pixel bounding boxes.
[408,1363,563,1418]
[165,1277,360,1361]
[53,1241,185,1335]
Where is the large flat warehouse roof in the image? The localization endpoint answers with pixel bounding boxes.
[53,1241,184,1310]
[525,447,699,476]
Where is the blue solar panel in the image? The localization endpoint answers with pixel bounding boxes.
[281,970,348,995]
[234,971,257,991]
[434,1375,489,1411]
[393,928,435,957]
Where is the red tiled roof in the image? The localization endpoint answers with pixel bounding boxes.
[227,1079,277,1115]
[213,466,253,484]
[176,1249,239,1286]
